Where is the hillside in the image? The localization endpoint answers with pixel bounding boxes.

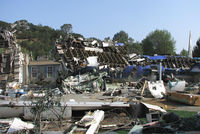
[0,20,82,60]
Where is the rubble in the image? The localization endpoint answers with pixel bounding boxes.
[7,118,34,133]
[147,80,166,99]
[0,118,34,133]
[168,80,186,92]
[1,32,200,133]
[0,27,25,91]
[52,36,128,75]
[167,92,200,106]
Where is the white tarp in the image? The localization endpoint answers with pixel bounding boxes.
[87,56,99,67]
[168,81,185,92]
[7,118,34,133]
[148,80,166,99]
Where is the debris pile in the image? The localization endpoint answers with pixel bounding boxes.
[53,36,128,75]
[0,118,34,133]
[0,28,24,90]
[1,33,200,133]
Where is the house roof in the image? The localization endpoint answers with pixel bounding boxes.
[29,60,60,66]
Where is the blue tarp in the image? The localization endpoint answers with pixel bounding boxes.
[136,66,144,78]
[143,55,167,60]
[123,65,164,77]
[124,65,136,74]
[144,65,151,69]
[123,65,136,78]
[115,43,124,46]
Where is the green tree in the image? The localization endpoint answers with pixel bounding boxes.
[125,41,143,55]
[133,42,143,54]
[113,30,129,44]
[60,24,72,34]
[104,37,111,41]
[142,29,176,55]
[180,49,188,56]
[112,31,143,54]
[193,38,200,57]
[71,33,84,38]
[14,20,62,59]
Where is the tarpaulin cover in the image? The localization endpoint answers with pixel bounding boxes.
[144,65,151,69]
[136,66,143,78]
[123,65,136,77]
[143,55,167,60]
[115,43,124,46]
[124,65,136,74]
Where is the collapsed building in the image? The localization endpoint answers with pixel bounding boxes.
[45,37,200,133]
[1,31,200,133]
[52,36,128,73]
[52,36,130,93]
[51,36,200,94]
[0,28,25,90]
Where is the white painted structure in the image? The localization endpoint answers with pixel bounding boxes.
[188,31,193,58]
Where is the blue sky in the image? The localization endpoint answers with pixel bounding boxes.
[1,0,200,53]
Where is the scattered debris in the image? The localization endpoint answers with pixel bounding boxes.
[1,29,200,133]
[0,118,34,133]
[7,118,34,133]
[168,80,186,92]
[147,80,166,99]
[167,92,200,106]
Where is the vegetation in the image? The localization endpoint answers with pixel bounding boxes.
[167,110,197,118]
[0,20,83,60]
[60,24,72,34]
[180,49,188,56]
[15,21,67,60]
[0,20,10,29]
[113,30,143,54]
[193,38,200,57]
[142,29,176,55]
[30,88,65,133]
[113,30,129,44]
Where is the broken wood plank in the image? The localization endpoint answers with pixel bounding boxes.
[140,80,147,96]
[86,110,104,134]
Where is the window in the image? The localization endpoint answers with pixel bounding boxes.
[31,67,37,77]
[47,66,53,77]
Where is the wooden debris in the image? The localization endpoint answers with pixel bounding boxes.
[86,110,104,134]
[167,92,200,106]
